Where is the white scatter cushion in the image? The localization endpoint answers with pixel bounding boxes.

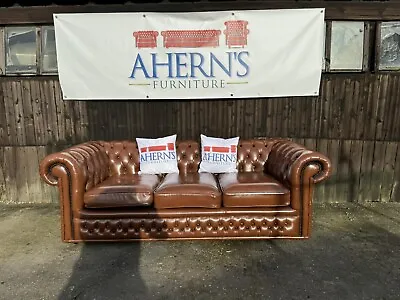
[199,134,239,173]
[136,134,179,174]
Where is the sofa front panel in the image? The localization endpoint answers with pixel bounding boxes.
[102,141,140,176]
[236,139,278,172]
[76,213,300,240]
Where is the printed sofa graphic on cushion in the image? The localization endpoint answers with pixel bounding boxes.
[39,138,331,242]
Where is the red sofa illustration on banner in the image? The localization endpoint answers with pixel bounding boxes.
[224,20,249,48]
[133,31,159,48]
[161,30,221,48]
[133,20,249,49]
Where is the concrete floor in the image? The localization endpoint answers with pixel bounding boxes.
[0,203,399,300]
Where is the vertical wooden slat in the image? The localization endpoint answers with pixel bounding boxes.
[380,142,398,202]
[349,140,363,203]
[21,80,36,145]
[3,147,17,203]
[374,75,389,141]
[0,147,6,203]
[337,140,352,203]
[349,76,361,140]
[16,147,30,203]
[389,142,400,202]
[30,80,45,145]
[3,81,17,145]
[12,81,26,145]
[0,81,9,145]
[53,80,66,143]
[370,141,386,202]
[358,140,375,202]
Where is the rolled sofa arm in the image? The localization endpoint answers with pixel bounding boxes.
[39,141,110,241]
[265,139,332,237]
[265,140,331,187]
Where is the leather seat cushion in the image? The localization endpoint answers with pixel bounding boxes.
[84,175,160,208]
[219,172,290,207]
[154,173,221,208]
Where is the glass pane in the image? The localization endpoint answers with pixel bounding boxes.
[330,21,364,71]
[379,22,400,71]
[42,26,58,73]
[5,26,37,74]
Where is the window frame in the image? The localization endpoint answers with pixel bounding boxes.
[375,21,400,72]
[324,21,370,73]
[0,25,58,76]
[40,25,58,75]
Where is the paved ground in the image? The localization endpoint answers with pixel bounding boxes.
[0,203,399,300]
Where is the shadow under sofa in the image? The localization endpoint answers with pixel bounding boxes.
[39,138,332,242]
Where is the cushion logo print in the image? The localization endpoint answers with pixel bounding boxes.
[202,145,237,164]
[139,143,176,163]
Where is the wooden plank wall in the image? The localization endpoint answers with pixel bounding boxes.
[0,74,399,203]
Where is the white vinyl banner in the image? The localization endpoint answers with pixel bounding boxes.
[53,9,325,100]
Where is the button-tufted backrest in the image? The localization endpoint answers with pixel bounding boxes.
[102,141,140,176]
[236,139,279,172]
[102,140,200,175]
[176,140,200,173]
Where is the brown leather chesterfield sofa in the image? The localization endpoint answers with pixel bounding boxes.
[39,139,331,242]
